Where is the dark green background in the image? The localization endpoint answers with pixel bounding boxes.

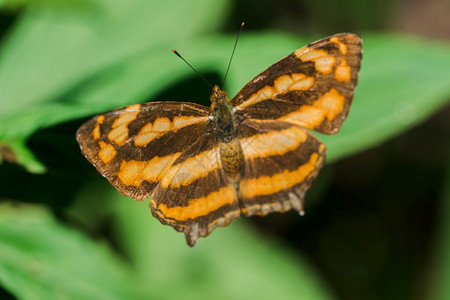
[0,0,449,299]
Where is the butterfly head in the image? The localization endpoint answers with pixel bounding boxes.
[210,85,229,106]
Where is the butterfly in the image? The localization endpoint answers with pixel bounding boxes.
[76,33,362,247]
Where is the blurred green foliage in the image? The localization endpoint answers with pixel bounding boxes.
[0,0,449,299]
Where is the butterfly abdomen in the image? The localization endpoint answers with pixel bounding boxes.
[219,138,243,182]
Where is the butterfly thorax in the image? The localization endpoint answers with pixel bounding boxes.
[210,85,243,182]
[210,85,237,143]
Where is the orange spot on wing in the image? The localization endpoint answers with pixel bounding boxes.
[92,124,101,140]
[98,141,117,164]
[273,75,294,92]
[117,153,181,186]
[238,86,275,110]
[117,160,145,186]
[237,73,314,110]
[274,73,315,94]
[314,56,336,74]
[97,115,105,124]
[240,126,308,159]
[295,48,336,74]
[161,148,220,188]
[134,123,159,146]
[335,58,351,82]
[134,116,207,147]
[279,106,325,129]
[314,88,345,120]
[108,104,140,145]
[92,115,105,140]
[173,116,207,128]
[290,73,315,90]
[156,185,238,221]
[240,152,320,198]
[330,36,348,54]
[278,89,345,128]
[297,48,328,61]
[152,117,171,131]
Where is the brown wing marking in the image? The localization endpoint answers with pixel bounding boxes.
[231,33,362,135]
[76,102,210,201]
[237,119,326,216]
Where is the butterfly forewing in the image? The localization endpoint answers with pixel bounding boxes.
[231,33,362,134]
[76,102,211,201]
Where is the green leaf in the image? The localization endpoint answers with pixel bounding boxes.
[0,201,140,299]
[0,0,228,112]
[108,183,335,300]
[0,0,230,171]
[2,140,46,173]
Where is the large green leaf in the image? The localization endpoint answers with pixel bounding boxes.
[107,181,335,300]
[0,0,228,111]
[0,0,230,172]
[0,201,140,299]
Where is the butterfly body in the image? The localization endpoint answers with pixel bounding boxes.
[76,33,362,247]
[210,85,244,182]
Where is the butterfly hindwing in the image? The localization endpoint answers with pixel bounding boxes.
[231,33,362,134]
[150,133,240,247]
[237,119,326,216]
[76,102,210,201]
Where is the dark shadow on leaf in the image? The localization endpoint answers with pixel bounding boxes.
[149,72,222,106]
[0,285,16,300]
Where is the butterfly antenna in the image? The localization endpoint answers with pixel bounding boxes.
[222,22,245,88]
[172,49,213,89]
